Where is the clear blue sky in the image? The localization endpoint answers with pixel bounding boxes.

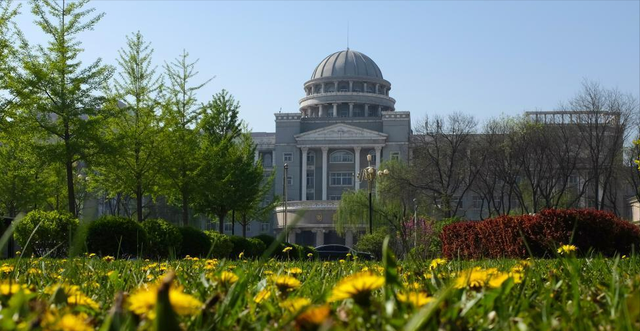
[14,1,640,132]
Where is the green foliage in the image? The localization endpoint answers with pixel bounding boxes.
[86,216,147,258]
[92,31,163,222]
[142,219,182,259]
[253,234,275,248]
[177,226,211,258]
[248,238,266,258]
[204,231,233,259]
[11,0,114,216]
[160,50,212,226]
[14,210,78,257]
[355,228,388,259]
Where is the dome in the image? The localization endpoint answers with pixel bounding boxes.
[311,49,383,80]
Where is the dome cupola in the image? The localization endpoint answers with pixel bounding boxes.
[311,49,383,80]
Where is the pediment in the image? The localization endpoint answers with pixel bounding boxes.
[295,123,387,142]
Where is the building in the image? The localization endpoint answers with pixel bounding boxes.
[252,49,411,246]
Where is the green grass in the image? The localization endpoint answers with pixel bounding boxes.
[1,254,639,330]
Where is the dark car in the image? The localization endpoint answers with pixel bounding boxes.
[314,244,375,261]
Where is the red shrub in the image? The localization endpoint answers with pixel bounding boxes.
[441,209,640,259]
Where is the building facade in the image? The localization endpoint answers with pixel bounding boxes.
[252,49,411,246]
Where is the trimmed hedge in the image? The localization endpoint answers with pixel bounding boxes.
[204,231,233,259]
[441,209,640,259]
[178,227,211,257]
[86,216,147,258]
[14,210,78,257]
[142,219,182,259]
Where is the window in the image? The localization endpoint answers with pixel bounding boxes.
[306,191,315,200]
[306,173,314,188]
[287,176,293,186]
[568,175,578,186]
[307,151,315,165]
[472,195,483,209]
[390,151,400,161]
[260,222,270,232]
[329,195,342,201]
[224,222,233,232]
[283,152,293,162]
[330,150,354,163]
[330,172,353,186]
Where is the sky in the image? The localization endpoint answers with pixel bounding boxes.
[13,0,640,132]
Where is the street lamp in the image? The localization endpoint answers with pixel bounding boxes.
[357,154,389,234]
[283,163,288,243]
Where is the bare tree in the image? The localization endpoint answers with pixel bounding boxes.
[410,113,482,218]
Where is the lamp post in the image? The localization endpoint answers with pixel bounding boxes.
[357,154,389,234]
[283,163,288,243]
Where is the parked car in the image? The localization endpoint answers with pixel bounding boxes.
[314,244,375,260]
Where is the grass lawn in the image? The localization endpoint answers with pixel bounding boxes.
[1,253,639,330]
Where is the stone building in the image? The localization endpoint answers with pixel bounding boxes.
[252,49,411,246]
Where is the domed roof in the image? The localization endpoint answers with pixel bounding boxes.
[311,49,383,80]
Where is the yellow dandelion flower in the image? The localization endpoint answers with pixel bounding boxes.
[271,275,301,293]
[184,255,193,260]
[397,291,432,307]
[429,258,447,271]
[280,297,311,313]
[15,250,21,256]
[67,293,100,311]
[296,305,331,329]
[287,267,303,275]
[254,288,272,303]
[0,282,31,296]
[56,313,93,331]
[328,272,384,305]
[283,246,293,253]
[102,256,115,262]
[338,259,346,263]
[307,252,313,258]
[264,270,274,275]
[88,253,96,258]
[454,267,510,290]
[1,264,14,274]
[128,284,202,319]
[218,271,239,286]
[557,244,577,255]
[238,252,245,259]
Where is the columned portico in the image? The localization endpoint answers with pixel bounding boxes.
[321,147,328,200]
[313,228,324,246]
[301,147,308,201]
[354,147,361,190]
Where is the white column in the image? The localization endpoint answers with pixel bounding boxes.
[301,147,308,201]
[349,81,353,92]
[375,84,379,94]
[272,152,276,167]
[334,81,338,91]
[364,104,369,117]
[314,229,324,246]
[318,104,324,117]
[349,103,354,117]
[332,103,338,117]
[288,230,296,244]
[345,230,353,248]
[375,146,382,170]
[363,83,367,93]
[354,147,361,190]
[322,147,328,200]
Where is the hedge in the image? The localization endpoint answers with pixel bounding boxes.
[14,210,78,258]
[441,209,640,259]
[86,216,147,258]
[142,219,182,259]
[178,227,211,257]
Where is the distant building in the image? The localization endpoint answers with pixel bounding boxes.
[252,49,411,246]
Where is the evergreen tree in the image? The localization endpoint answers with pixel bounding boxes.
[160,50,212,226]
[10,0,113,216]
[93,31,163,222]
[193,90,242,233]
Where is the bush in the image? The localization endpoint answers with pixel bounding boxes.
[355,228,388,259]
[253,234,276,249]
[142,219,182,259]
[14,210,78,258]
[441,209,640,259]
[204,231,233,258]
[228,235,253,258]
[178,227,211,258]
[302,245,317,259]
[248,238,266,258]
[86,216,147,258]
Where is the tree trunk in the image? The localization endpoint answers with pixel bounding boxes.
[218,212,226,234]
[242,214,247,238]
[231,210,235,235]
[66,158,76,217]
[136,181,143,222]
[182,191,189,226]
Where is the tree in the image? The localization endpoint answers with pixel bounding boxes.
[561,81,638,211]
[160,50,212,226]
[193,90,242,233]
[92,31,163,222]
[0,0,20,121]
[233,132,278,237]
[10,0,113,216]
[410,113,482,218]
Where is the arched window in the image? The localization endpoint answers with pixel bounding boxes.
[263,153,272,167]
[330,150,354,163]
